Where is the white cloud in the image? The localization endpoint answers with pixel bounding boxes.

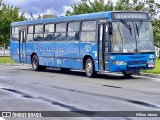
[2,0,160,18]
[2,0,77,16]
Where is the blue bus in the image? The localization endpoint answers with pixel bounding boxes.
[10,11,155,77]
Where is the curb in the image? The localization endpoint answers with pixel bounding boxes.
[138,73,160,79]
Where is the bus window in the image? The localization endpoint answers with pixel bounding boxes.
[34,25,43,41]
[11,27,19,41]
[68,22,80,31]
[67,32,79,41]
[55,23,67,41]
[81,21,96,41]
[82,21,96,31]
[45,24,54,33]
[56,23,66,32]
[28,26,33,33]
[81,32,95,41]
[12,27,14,34]
[35,25,43,33]
[135,22,154,52]
[67,22,80,41]
[55,33,66,41]
[27,26,34,41]
[15,27,19,34]
[111,22,136,53]
[44,24,55,41]
[111,22,123,52]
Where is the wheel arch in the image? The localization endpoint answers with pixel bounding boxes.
[83,55,95,69]
[31,53,37,62]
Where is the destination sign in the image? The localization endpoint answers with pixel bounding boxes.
[112,12,149,20]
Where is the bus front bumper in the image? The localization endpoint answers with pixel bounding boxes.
[109,61,155,72]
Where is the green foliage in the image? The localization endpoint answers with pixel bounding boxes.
[152,19,160,47]
[66,0,114,16]
[115,0,131,11]
[142,59,160,74]
[0,0,26,44]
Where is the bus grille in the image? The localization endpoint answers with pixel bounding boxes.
[128,60,146,65]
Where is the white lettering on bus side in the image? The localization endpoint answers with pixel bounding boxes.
[35,44,65,54]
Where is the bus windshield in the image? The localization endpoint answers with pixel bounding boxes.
[111,21,155,53]
[135,21,154,52]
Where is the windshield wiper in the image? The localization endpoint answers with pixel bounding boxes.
[135,20,143,37]
[120,20,132,35]
[138,20,143,28]
[117,25,123,51]
[136,23,139,37]
[117,25,123,42]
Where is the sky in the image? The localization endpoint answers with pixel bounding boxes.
[1,0,160,18]
[2,0,80,17]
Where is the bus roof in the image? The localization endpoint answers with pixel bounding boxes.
[11,11,112,27]
[11,11,149,27]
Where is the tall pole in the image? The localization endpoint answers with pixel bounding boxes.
[3,42,5,56]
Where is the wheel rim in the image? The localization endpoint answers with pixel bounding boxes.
[86,61,92,76]
[32,57,37,69]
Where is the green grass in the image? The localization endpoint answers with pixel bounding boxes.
[142,59,160,74]
[0,56,17,64]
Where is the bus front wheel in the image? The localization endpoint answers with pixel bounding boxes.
[85,58,96,78]
[32,55,46,71]
[122,72,133,77]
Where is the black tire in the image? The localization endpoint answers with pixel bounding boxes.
[85,58,96,78]
[32,55,46,71]
[61,68,70,73]
[122,72,133,77]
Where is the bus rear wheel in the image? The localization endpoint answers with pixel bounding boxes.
[122,72,133,77]
[61,68,70,73]
[85,58,96,78]
[32,55,46,71]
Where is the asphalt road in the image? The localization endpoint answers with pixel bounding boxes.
[0,64,160,120]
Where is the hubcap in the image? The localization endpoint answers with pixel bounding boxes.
[32,58,37,69]
[86,61,92,76]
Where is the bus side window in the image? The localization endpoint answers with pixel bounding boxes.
[44,24,55,41]
[27,26,34,41]
[81,21,96,41]
[34,25,43,41]
[67,22,80,41]
[55,23,67,41]
[11,27,19,41]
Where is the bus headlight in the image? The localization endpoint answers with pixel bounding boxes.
[113,61,126,65]
[147,60,155,67]
[147,60,154,63]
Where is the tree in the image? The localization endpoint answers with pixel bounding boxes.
[152,19,160,47]
[29,12,56,20]
[115,0,131,11]
[0,0,26,45]
[66,0,114,16]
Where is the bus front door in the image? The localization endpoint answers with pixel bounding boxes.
[19,30,26,63]
[98,24,109,71]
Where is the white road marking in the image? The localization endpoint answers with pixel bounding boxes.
[0,76,11,79]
